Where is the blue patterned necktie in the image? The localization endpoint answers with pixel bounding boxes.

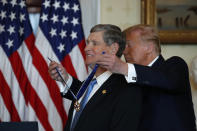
[70,79,97,131]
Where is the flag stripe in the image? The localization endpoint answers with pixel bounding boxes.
[9,51,53,130]
[78,39,88,72]
[0,46,28,121]
[0,94,10,121]
[17,40,63,130]
[62,54,78,79]
[28,89,53,131]
[9,52,30,104]
[0,71,21,121]
[0,0,88,130]
[27,105,46,131]
[25,33,67,126]
[78,39,86,62]
[69,43,87,81]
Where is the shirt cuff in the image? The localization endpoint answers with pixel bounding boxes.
[57,74,73,93]
[125,63,137,83]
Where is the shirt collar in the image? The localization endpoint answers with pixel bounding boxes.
[148,56,159,67]
[95,71,112,87]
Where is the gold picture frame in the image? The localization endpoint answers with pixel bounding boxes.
[141,0,197,44]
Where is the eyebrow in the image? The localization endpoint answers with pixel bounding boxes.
[86,39,100,43]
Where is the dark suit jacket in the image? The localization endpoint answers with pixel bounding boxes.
[134,55,196,131]
[63,74,142,131]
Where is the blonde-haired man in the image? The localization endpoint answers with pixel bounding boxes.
[97,24,196,131]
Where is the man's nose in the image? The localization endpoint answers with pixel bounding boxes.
[84,43,91,52]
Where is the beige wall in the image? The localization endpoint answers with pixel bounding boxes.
[101,0,140,30]
[100,0,197,122]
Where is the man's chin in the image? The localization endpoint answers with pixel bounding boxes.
[89,64,96,69]
[86,61,96,68]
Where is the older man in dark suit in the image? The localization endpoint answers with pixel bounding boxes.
[48,24,142,131]
[97,24,196,131]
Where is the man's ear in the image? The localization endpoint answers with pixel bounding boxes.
[145,43,154,54]
[110,43,119,55]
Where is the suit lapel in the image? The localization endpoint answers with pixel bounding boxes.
[65,102,75,130]
[79,74,115,114]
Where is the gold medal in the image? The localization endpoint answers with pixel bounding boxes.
[74,101,80,111]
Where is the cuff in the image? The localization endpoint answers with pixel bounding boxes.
[125,63,137,83]
[58,74,73,93]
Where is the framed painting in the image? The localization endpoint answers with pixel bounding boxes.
[141,0,197,44]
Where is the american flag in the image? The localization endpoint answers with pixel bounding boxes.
[0,0,87,130]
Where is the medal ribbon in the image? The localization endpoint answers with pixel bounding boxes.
[76,64,99,99]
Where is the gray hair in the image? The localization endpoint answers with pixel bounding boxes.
[90,24,125,57]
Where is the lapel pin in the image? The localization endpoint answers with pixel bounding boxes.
[102,90,107,94]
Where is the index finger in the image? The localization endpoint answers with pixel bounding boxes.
[49,61,59,71]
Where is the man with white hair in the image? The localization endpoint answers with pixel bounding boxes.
[97,24,196,131]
